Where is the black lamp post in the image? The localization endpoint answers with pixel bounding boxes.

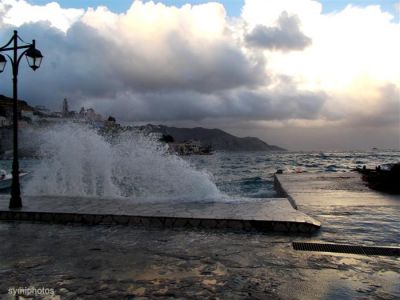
[0,30,43,209]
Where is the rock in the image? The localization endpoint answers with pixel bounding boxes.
[58,288,69,294]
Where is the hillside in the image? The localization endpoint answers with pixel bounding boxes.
[143,124,285,151]
[0,95,35,113]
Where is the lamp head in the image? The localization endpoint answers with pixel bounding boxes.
[0,54,6,73]
[25,47,43,71]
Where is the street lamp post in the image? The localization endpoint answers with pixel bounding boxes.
[0,30,43,209]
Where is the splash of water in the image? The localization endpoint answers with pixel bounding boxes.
[23,124,224,201]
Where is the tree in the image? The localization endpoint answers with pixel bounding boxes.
[159,134,174,143]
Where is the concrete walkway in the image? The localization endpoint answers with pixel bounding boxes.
[275,172,400,246]
[0,195,320,233]
[275,172,400,208]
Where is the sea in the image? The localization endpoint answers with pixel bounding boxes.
[1,123,399,200]
[190,150,400,198]
[2,127,399,271]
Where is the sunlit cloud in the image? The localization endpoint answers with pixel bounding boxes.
[0,0,83,32]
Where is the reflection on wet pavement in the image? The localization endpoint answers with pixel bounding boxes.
[0,222,399,299]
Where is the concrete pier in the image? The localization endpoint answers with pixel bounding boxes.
[275,172,400,208]
[275,172,400,246]
[0,195,320,233]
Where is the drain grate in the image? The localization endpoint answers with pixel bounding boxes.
[293,242,400,256]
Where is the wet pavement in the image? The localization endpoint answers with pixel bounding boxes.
[0,172,399,299]
[0,222,399,299]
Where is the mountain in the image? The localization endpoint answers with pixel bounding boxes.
[0,95,35,115]
[140,124,286,151]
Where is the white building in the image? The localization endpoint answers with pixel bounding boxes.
[21,110,39,122]
[0,116,10,127]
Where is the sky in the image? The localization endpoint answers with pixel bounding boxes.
[0,0,399,150]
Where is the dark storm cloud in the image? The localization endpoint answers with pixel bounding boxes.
[0,16,325,123]
[0,19,266,109]
[0,22,121,108]
[114,31,267,93]
[219,89,326,120]
[245,12,311,51]
[87,87,327,122]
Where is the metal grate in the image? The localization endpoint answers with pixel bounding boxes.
[293,242,400,256]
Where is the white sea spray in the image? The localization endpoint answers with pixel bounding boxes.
[23,124,224,202]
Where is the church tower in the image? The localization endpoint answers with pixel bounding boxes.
[62,98,69,117]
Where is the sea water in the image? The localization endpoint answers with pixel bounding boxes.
[188,150,400,198]
[0,124,399,200]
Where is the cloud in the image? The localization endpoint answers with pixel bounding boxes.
[344,84,400,127]
[245,12,311,51]
[1,0,325,123]
[241,0,323,28]
[0,0,399,150]
[0,0,83,32]
[7,1,266,99]
[79,2,267,93]
[85,86,326,122]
